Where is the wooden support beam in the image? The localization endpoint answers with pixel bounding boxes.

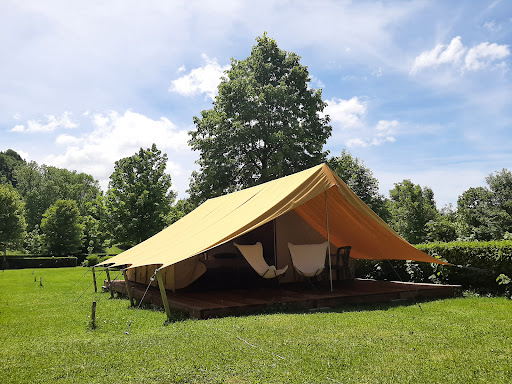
[169,265,176,293]
[92,267,97,293]
[122,270,134,307]
[105,268,114,298]
[91,301,97,329]
[156,269,172,322]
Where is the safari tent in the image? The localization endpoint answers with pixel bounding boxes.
[98,163,447,302]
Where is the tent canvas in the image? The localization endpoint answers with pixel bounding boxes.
[99,163,447,290]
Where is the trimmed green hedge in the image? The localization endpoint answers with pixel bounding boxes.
[2,257,78,269]
[355,240,512,294]
[417,240,512,274]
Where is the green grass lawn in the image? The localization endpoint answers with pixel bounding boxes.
[0,268,511,383]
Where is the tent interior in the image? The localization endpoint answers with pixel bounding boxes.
[126,208,353,292]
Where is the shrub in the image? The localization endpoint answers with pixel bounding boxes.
[84,254,99,267]
[355,240,512,295]
[5,257,77,269]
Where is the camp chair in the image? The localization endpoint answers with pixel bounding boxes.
[288,241,329,278]
[234,242,288,279]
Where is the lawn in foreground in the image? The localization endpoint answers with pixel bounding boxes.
[0,267,510,383]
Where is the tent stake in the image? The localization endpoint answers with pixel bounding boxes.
[156,269,173,322]
[122,270,134,307]
[92,267,97,293]
[105,268,114,298]
[325,191,333,292]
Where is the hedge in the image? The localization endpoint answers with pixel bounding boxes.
[2,257,78,269]
[355,240,512,294]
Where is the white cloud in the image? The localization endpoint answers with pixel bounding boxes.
[483,20,501,33]
[11,125,25,132]
[324,97,366,128]
[410,36,510,74]
[410,36,466,74]
[10,112,78,133]
[56,134,83,146]
[169,54,230,100]
[45,110,191,192]
[464,42,510,71]
[346,120,399,148]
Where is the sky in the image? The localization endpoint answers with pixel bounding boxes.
[1,0,511,208]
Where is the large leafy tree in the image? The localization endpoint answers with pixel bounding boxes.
[40,199,83,255]
[0,184,26,258]
[0,149,26,187]
[188,33,332,205]
[328,150,389,220]
[457,186,510,241]
[106,144,176,246]
[387,180,437,244]
[14,162,101,231]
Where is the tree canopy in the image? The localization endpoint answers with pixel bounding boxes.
[387,180,438,244]
[0,184,26,257]
[14,162,101,231]
[0,149,26,187]
[328,150,389,220]
[457,170,512,241]
[40,199,83,255]
[105,144,176,246]
[188,33,332,205]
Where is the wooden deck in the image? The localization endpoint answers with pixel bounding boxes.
[105,279,461,319]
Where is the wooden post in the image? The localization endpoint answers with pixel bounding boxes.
[39,277,43,287]
[105,268,114,298]
[156,269,172,322]
[122,270,134,307]
[91,301,97,329]
[92,267,98,293]
[325,191,333,292]
[169,265,176,293]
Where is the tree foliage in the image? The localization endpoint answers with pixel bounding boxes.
[188,33,331,205]
[457,174,512,241]
[0,149,26,187]
[40,199,83,255]
[0,184,26,256]
[14,162,101,231]
[387,180,437,244]
[106,144,176,246]
[328,150,389,220]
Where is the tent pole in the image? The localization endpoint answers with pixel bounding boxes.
[122,269,134,307]
[169,265,176,294]
[105,268,114,298]
[156,269,172,322]
[91,267,98,293]
[325,191,333,292]
[273,219,277,267]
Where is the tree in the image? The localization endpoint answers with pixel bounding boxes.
[387,180,437,244]
[426,205,458,242]
[105,144,176,246]
[0,184,26,259]
[14,162,102,231]
[81,195,108,254]
[0,149,26,187]
[327,150,389,220]
[456,186,507,241]
[167,198,195,225]
[486,169,512,223]
[188,33,332,205]
[40,199,83,255]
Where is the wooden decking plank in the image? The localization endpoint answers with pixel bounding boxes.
[106,278,461,319]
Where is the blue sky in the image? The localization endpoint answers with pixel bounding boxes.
[1,0,511,207]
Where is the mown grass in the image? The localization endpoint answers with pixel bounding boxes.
[0,267,511,383]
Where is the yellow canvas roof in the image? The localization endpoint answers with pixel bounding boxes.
[99,163,447,270]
